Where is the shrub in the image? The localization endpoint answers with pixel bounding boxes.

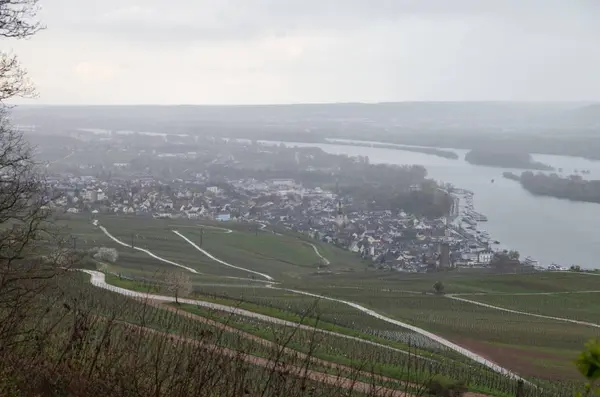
[427,375,468,397]
[575,338,600,396]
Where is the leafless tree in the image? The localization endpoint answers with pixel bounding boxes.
[0,52,34,101]
[0,0,41,39]
[0,114,73,345]
[0,0,70,349]
[0,0,42,102]
[92,247,119,263]
[162,271,193,304]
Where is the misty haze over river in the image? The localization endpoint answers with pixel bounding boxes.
[263,139,600,270]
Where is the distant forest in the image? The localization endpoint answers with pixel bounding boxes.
[464,150,553,171]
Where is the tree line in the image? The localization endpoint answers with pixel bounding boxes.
[516,172,600,204]
[465,150,553,171]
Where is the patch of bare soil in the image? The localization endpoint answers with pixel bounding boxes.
[449,337,580,380]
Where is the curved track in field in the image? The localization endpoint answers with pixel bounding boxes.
[98,225,199,274]
[82,270,429,361]
[172,230,274,281]
[446,294,600,328]
[307,243,331,266]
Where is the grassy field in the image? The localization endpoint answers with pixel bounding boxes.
[293,287,594,348]
[287,270,600,295]
[289,287,596,380]
[462,292,600,324]
[61,214,365,281]
[105,274,460,357]
[60,214,598,383]
[104,268,594,380]
[63,273,535,396]
[176,225,365,279]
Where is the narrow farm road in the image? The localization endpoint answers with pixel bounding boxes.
[167,224,234,234]
[172,233,525,381]
[308,243,331,266]
[276,287,524,381]
[220,276,277,284]
[46,151,74,168]
[98,225,199,274]
[453,290,600,296]
[81,270,426,360]
[257,222,283,235]
[172,230,274,281]
[199,224,234,234]
[561,271,600,277]
[446,295,600,328]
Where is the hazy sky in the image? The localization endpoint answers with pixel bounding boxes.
[8,0,600,104]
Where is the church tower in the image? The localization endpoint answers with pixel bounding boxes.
[336,200,347,228]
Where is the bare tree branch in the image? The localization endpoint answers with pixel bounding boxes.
[0,52,35,101]
[0,0,42,39]
[0,0,68,350]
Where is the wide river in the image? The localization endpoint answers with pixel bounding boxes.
[265,139,600,269]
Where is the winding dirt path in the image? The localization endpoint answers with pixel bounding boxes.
[446,294,600,328]
[172,230,274,281]
[307,242,331,266]
[453,290,600,296]
[199,224,234,234]
[98,225,199,273]
[82,270,428,361]
[167,224,234,234]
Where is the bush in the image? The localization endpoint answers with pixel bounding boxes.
[427,375,468,397]
[575,338,600,396]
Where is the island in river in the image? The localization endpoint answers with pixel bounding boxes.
[504,171,600,204]
[465,150,554,171]
[324,140,459,159]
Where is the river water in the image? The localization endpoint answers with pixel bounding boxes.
[263,139,600,270]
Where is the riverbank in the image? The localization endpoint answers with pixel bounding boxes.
[264,139,600,269]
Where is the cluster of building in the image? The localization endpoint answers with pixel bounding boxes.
[46,174,535,273]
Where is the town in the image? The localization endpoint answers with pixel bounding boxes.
[41,133,544,274]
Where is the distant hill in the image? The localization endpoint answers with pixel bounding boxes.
[10,101,583,124]
[554,103,600,127]
[11,101,593,135]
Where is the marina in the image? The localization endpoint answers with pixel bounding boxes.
[448,189,546,268]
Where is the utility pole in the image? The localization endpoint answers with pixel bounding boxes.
[71,236,77,250]
[131,233,134,249]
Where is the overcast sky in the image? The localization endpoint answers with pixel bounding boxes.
[7,0,600,105]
